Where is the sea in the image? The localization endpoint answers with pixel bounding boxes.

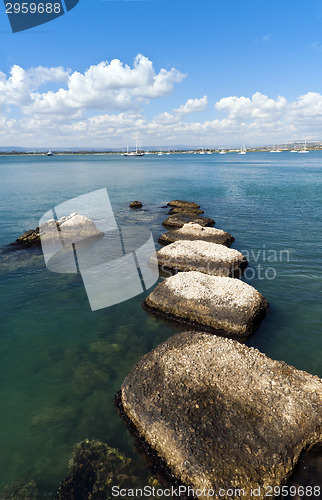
[0,152,321,495]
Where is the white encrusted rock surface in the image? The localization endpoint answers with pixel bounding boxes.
[121,331,322,500]
[156,240,246,277]
[144,271,268,338]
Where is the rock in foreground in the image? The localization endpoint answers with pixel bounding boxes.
[121,331,322,500]
[167,200,200,209]
[144,271,268,338]
[159,222,234,247]
[156,240,247,277]
[162,214,215,228]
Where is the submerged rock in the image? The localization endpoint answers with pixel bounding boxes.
[168,207,204,215]
[159,222,234,247]
[129,201,143,209]
[10,213,103,249]
[2,480,39,500]
[143,271,268,338]
[167,200,200,209]
[162,214,215,228]
[57,439,155,499]
[155,240,247,277]
[120,331,322,500]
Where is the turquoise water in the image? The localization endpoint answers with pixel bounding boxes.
[0,152,321,493]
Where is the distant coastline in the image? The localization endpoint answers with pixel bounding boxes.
[1,147,322,157]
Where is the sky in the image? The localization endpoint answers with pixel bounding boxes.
[1,0,322,148]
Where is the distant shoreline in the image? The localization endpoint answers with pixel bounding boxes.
[1,148,322,157]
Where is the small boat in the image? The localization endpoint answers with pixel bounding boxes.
[199,149,205,155]
[270,147,281,153]
[47,151,54,156]
[207,151,212,155]
[298,140,309,153]
[238,145,246,155]
[290,143,297,152]
[219,150,226,155]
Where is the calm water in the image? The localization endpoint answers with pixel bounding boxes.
[0,152,321,493]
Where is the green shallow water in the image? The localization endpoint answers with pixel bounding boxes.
[0,152,321,493]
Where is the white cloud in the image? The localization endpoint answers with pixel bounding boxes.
[174,95,208,115]
[1,57,322,147]
[18,54,186,116]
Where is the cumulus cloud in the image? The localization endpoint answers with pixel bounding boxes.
[14,54,185,116]
[174,95,208,115]
[1,57,322,147]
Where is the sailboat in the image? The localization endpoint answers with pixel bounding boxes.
[238,145,246,155]
[199,149,205,155]
[298,140,309,153]
[123,137,144,156]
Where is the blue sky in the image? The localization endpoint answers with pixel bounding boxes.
[1,0,322,147]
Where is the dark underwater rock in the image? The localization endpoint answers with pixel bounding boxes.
[2,479,39,500]
[167,200,200,209]
[144,271,268,339]
[57,440,155,500]
[129,201,143,208]
[159,222,234,247]
[120,331,322,500]
[168,207,204,215]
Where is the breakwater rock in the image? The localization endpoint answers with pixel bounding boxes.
[155,240,247,277]
[120,331,322,500]
[10,213,103,249]
[167,200,200,209]
[168,207,205,215]
[129,201,143,209]
[162,214,215,228]
[143,271,268,338]
[159,223,234,247]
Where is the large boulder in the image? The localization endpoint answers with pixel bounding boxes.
[159,222,234,247]
[155,240,247,277]
[167,200,200,209]
[143,271,268,338]
[120,331,322,500]
[162,214,215,228]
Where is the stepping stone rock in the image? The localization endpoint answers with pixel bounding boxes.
[159,222,234,247]
[162,214,215,228]
[129,201,143,209]
[155,240,247,277]
[10,213,103,249]
[167,200,200,209]
[168,207,205,215]
[120,331,322,500]
[143,271,268,338]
